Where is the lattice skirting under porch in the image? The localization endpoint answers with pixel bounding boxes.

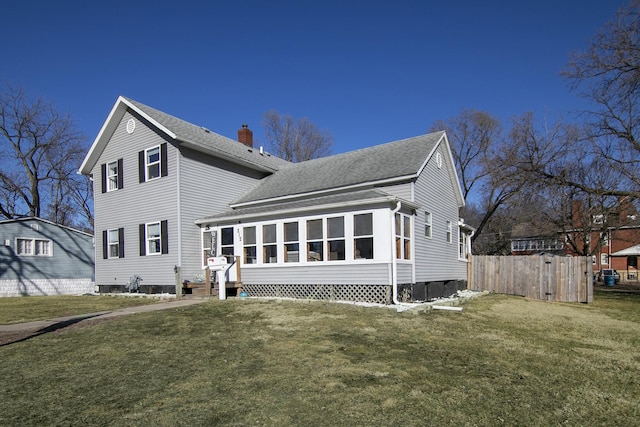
[242,283,393,305]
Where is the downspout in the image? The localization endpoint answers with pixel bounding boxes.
[391,201,402,304]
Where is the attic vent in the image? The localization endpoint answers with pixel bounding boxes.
[436,152,443,169]
[126,119,136,134]
[201,126,211,133]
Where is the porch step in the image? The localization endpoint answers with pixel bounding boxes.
[181,281,243,297]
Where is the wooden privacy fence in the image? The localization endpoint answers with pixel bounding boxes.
[469,255,593,303]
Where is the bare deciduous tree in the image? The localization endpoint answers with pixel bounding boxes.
[431,109,522,244]
[0,85,91,229]
[563,0,640,199]
[262,110,333,162]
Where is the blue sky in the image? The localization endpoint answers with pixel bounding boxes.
[1,0,625,154]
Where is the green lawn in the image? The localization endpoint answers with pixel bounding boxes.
[1,291,638,426]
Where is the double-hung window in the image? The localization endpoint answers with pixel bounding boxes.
[354,213,373,259]
[395,213,411,260]
[425,212,432,238]
[284,222,299,263]
[103,228,124,259]
[327,217,345,261]
[263,224,277,263]
[147,222,162,254]
[146,146,161,180]
[16,238,52,256]
[139,143,168,183]
[306,219,324,261]
[139,220,168,255]
[446,221,453,243]
[243,226,257,264]
[107,161,119,191]
[101,158,123,192]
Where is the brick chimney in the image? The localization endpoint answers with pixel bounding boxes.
[238,124,253,147]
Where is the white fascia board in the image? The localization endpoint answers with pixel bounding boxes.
[229,175,417,210]
[78,96,177,175]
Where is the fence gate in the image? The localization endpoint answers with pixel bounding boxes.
[469,255,593,303]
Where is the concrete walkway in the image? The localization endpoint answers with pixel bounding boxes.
[0,297,209,333]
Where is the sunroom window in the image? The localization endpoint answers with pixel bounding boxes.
[243,226,257,264]
[263,224,277,263]
[306,219,323,261]
[284,222,299,262]
[327,217,345,261]
[354,213,373,259]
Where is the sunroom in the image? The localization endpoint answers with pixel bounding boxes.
[195,189,419,304]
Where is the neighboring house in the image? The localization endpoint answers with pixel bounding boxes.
[0,217,95,297]
[610,244,640,280]
[510,221,565,256]
[570,198,640,281]
[79,96,473,303]
[511,198,640,281]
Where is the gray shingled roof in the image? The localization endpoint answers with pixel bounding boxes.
[125,97,291,172]
[231,131,445,206]
[196,189,418,224]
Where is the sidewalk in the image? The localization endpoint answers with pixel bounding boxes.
[0,297,209,334]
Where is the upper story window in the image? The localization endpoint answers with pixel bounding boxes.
[108,161,119,191]
[17,238,52,256]
[139,143,168,183]
[446,221,453,243]
[146,146,161,180]
[101,158,123,193]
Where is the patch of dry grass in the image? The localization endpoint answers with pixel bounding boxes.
[0,292,638,426]
[0,294,162,324]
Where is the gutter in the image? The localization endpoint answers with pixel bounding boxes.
[391,201,402,305]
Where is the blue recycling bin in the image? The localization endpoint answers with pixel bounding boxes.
[604,275,615,286]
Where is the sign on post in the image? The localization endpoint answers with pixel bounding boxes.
[207,256,228,271]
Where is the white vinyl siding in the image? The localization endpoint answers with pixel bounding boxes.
[413,144,467,282]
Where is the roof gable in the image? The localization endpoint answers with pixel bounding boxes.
[79,97,290,175]
[232,131,448,207]
[0,216,92,237]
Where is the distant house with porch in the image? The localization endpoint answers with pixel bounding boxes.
[510,198,640,282]
[79,97,473,303]
[0,217,95,296]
